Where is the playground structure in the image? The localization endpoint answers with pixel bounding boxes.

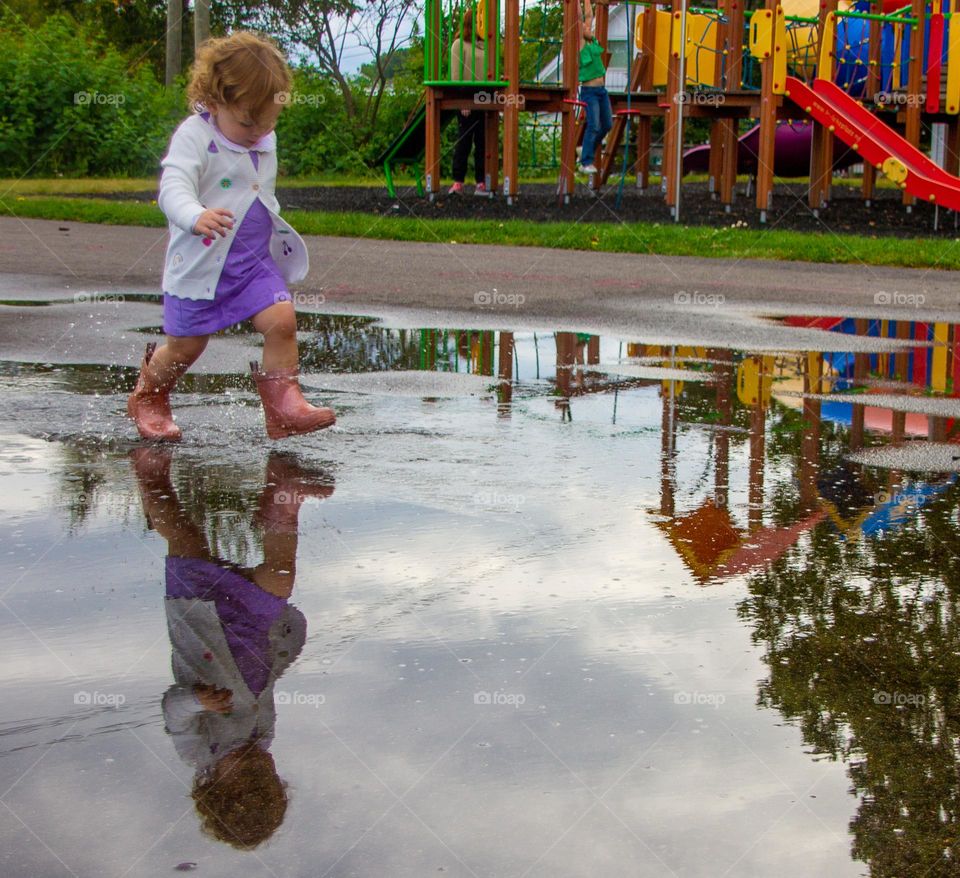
[379,0,960,219]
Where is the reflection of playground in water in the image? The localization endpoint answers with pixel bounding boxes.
[130,449,334,850]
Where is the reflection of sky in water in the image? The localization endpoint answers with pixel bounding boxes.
[2,323,957,876]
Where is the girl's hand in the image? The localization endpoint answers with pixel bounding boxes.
[194,684,234,714]
[193,208,235,238]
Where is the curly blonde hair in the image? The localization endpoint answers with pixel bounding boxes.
[192,743,288,850]
[187,31,292,123]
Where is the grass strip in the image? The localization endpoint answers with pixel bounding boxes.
[2,194,958,270]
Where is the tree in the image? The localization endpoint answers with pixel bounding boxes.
[253,0,420,140]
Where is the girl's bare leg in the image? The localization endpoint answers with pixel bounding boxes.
[252,302,298,372]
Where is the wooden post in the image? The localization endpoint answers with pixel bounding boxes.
[635,4,658,190]
[498,331,515,406]
[558,0,581,202]
[663,0,684,208]
[800,354,821,507]
[755,0,779,220]
[589,0,612,190]
[503,0,521,202]
[425,89,442,198]
[862,13,881,204]
[809,0,838,211]
[713,350,733,509]
[903,0,925,208]
[424,0,443,199]
[165,0,182,87]
[717,0,744,208]
[748,402,766,530]
[484,0,500,194]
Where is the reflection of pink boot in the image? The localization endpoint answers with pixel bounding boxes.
[250,362,336,440]
[255,453,335,532]
[127,343,182,442]
[128,446,174,529]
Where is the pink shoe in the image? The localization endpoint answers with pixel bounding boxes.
[473,182,489,196]
[250,362,336,440]
[255,452,336,533]
[448,181,465,195]
[127,342,182,442]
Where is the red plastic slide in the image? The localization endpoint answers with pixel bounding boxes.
[784,75,960,210]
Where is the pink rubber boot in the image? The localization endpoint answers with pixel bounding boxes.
[254,453,336,532]
[250,362,336,439]
[127,343,183,442]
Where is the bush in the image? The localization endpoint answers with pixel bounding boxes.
[0,12,182,177]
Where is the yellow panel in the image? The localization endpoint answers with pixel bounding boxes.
[737,356,774,406]
[782,0,852,16]
[947,13,960,113]
[749,9,774,60]
[931,323,949,392]
[773,6,787,94]
[671,11,684,60]
[635,9,672,88]
[817,11,836,82]
[654,9,671,87]
[684,13,718,87]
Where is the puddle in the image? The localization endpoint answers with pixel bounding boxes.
[1,313,959,877]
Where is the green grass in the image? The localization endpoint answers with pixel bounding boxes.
[2,193,959,270]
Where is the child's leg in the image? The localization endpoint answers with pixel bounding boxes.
[128,335,209,441]
[472,114,486,183]
[251,301,298,371]
[249,301,335,438]
[129,448,211,560]
[599,90,614,142]
[149,334,210,379]
[580,89,601,165]
[452,112,473,184]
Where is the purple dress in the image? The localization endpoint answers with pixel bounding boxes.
[166,556,287,696]
[163,149,291,338]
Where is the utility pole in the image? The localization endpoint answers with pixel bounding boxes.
[165,0,182,87]
[194,0,211,48]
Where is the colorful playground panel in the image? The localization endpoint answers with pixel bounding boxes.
[400,0,960,214]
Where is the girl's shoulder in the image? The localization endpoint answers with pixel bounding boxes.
[169,112,214,150]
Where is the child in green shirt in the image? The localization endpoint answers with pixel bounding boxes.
[578,0,612,174]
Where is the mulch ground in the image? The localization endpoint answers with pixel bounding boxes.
[78,180,960,238]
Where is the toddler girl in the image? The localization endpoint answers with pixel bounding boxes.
[128,31,335,442]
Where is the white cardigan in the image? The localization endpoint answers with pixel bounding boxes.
[158,113,309,300]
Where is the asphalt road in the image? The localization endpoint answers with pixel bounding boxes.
[1,216,958,369]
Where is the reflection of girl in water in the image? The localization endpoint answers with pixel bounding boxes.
[131,449,333,849]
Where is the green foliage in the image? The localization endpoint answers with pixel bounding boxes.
[519,0,564,84]
[0,12,182,176]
